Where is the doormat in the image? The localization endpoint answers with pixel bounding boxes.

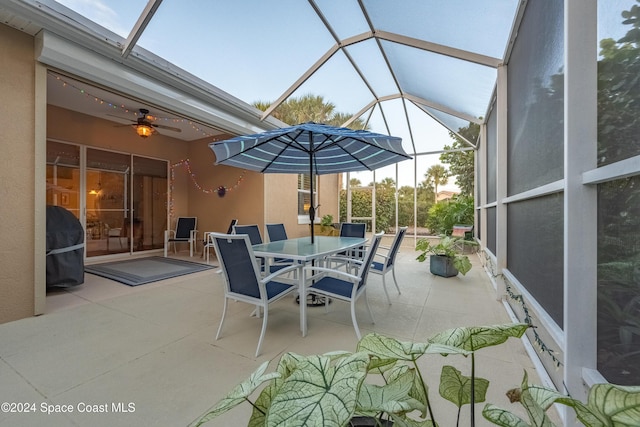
[85,256,216,286]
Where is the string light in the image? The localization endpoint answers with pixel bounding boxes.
[50,72,217,137]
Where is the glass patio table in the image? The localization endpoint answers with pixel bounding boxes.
[252,235,367,337]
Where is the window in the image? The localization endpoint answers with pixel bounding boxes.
[297,174,317,222]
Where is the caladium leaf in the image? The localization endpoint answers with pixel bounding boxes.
[189,361,279,427]
[579,383,640,426]
[251,352,312,427]
[482,404,531,427]
[429,323,529,352]
[439,365,488,408]
[358,333,469,361]
[265,352,370,426]
[358,369,423,415]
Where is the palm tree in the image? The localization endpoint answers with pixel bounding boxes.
[253,94,368,129]
[378,177,396,189]
[425,164,449,203]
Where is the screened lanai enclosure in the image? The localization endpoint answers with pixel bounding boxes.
[2,0,640,423]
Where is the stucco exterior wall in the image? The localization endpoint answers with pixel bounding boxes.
[264,173,339,239]
[187,139,265,239]
[0,25,36,323]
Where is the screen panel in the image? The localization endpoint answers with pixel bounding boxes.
[597,176,640,385]
[507,0,564,196]
[507,194,564,327]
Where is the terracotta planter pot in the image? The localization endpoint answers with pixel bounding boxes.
[313,224,339,236]
[429,254,459,277]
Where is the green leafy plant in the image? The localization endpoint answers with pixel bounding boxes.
[416,236,477,275]
[320,214,334,227]
[189,323,530,427]
[425,196,475,235]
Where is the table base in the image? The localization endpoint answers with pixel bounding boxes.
[296,294,332,307]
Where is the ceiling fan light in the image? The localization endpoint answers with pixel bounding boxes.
[136,124,154,138]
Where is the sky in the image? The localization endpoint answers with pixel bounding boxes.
[54,0,638,193]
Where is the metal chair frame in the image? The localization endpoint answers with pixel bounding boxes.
[303,232,383,339]
[211,233,300,357]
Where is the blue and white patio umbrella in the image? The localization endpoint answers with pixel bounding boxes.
[209,122,410,242]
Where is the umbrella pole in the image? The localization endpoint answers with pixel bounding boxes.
[309,150,315,243]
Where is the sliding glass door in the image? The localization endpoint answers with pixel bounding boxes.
[86,148,130,256]
[46,141,168,258]
[131,156,168,252]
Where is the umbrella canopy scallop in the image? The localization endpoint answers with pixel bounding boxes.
[209,122,410,175]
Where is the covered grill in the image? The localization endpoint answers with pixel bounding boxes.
[46,205,85,289]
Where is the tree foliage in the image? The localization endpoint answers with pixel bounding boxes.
[424,164,449,202]
[425,195,475,236]
[440,122,479,197]
[253,94,368,129]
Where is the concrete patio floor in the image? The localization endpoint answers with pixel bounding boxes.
[0,242,556,426]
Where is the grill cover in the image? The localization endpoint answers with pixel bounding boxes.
[46,205,85,289]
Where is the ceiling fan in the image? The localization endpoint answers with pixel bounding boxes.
[111,108,182,138]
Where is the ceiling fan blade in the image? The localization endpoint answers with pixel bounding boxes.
[106,113,136,122]
[152,123,182,132]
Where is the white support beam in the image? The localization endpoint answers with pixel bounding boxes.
[495,65,508,296]
[121,0,163,58]
[409,100,477,149]
[374,30,502,68]
[260,44,340,121]
[404,93,483,125]
[479,123,488,253]
[563,0,598,410]
[582,154,640,184]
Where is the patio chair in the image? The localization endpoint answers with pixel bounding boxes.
[233,224,262,245]
[164,217,197,257]
[266,223,288,242]
[370,226,408,305]
[202,219,237,264]
[265,222,302,279]
[233,224,269,271]
[330,222,367,271]
[210,233,300,357]
[303,231,383,339]
[340,222,366,256]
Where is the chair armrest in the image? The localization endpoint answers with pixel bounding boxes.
[303,265,359,282]
[202,231,212,244]
[164,230,175,240]
[261,264,302,283]
[373,252,389,262]
[377,245,391,252]
[323,256,365,267]
[190,229,198,241]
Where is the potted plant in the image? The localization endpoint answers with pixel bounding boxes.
[189,322,640,427]
[314,214,339,236]
[188,323,532,427]
[416,236,477,277]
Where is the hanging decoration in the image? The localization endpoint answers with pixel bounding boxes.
[169,159,246,216]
